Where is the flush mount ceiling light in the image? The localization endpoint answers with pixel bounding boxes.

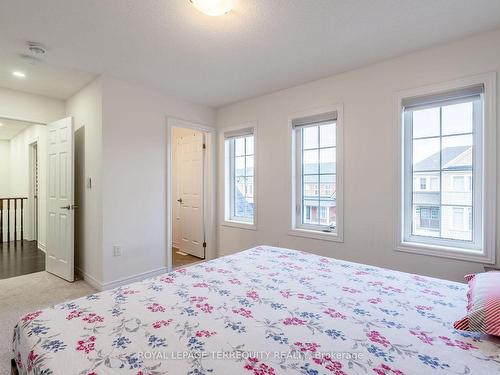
[12,71,26,78]
[189,0,234,16]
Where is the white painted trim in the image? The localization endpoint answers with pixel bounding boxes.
[221,220,257,231]
[27,138,39,242]
[38,242,46,252]
[75,266,169,291]
[101,267,168,290]
[218,122,258,230]
[395,241,494,264]
[166,117,217,272]
[75,266,102,291]
[288,104,344,242]
[394,72,496,264]
[288,228,343,242]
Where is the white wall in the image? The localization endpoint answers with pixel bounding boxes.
[171,127,202,249]
[100,76,215,286]
[8,124,47,247]
[0,87,64,124]
[0,140,10,197]
[65,77,103,284]
[216,28,500,282]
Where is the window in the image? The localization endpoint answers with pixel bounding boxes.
[397,75,497,264]
[404,87,480,245]
[291,105,343,241]
[223,127,255,227]
[416,206,440,231]
[420,177,427,190]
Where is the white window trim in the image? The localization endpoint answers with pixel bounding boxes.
[403,93,483,251]
[395,73,496,264]
[289,104,344,243]
[219,123,258,231]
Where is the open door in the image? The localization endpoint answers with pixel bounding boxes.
[46,117,75,282]
[178,133,205,258]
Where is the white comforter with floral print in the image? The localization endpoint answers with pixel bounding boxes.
[12,246,500,374]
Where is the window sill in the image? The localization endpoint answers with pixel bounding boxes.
[395,241,494,264]
[288,228,343,243]
[221,220,257,231]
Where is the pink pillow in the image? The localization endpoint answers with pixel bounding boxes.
[454,271,500,336]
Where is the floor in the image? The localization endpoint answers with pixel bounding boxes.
[172,247,204,268]
[0,271,95,375]
[0,240,45,280]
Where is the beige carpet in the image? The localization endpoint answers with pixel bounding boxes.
[0,271,96,375]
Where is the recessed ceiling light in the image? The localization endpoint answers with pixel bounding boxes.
[190,0,234,16]
[12,71,26,78]
[0,123,3,127]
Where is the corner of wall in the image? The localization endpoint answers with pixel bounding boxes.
[65,76,104,286]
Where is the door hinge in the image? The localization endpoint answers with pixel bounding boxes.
[203,143,206,149]
[202,241,207,248]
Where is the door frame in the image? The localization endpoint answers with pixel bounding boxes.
[166,117,216,271]
[28,139,39,246]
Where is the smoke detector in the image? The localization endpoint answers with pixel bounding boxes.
[27,42,46,56]
[19,42,47,65]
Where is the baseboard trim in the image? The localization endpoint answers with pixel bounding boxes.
[101,267,169,291]
[37,242,46,253]
[75,266,169,291]
[75,267,102,291]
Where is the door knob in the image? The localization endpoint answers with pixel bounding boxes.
[177,198,183,203]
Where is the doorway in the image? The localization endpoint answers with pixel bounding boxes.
[167,118,216,270]
[0,116,76,282]
[0,118,45,279]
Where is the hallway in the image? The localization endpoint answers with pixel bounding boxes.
[0,240,44,280]
[172,248,203,268]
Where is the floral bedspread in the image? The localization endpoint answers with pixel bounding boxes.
[12,246,500,374]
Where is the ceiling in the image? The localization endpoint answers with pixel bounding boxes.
[0,118,35,140]
[0,1,500,107]
[0,52,96,100]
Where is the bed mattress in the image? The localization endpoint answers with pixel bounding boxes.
[12,246,500,374]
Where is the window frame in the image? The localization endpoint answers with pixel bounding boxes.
[402,94,483,250]
[220,124,257,230]
[395,74,496,264]
[289,104,344,242]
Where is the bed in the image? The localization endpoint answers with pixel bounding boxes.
[12,246,500,374]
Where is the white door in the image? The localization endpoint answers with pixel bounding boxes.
[46,117,75,282]
[178,133,205,258]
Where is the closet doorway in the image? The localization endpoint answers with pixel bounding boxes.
[167,118,216,270]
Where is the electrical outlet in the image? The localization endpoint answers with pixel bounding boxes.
[113,246,122,257]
